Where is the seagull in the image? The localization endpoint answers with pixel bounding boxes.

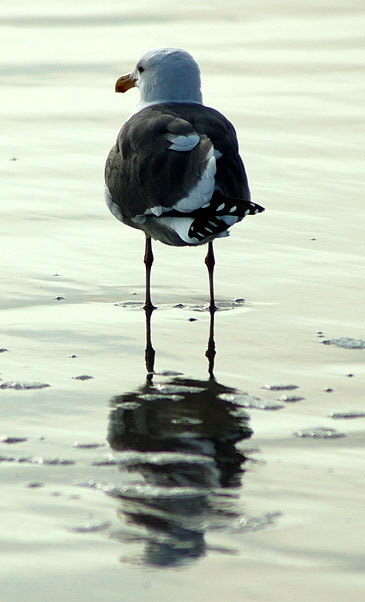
[105,48,264,312]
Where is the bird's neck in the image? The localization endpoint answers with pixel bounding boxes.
[138,71,203,107]
[132,97,203,115]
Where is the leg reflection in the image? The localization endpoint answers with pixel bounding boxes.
[144,305,216,377]
[144,306,155,378]
[205,308,216,378]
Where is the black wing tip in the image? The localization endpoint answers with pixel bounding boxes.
[188,216,228,241]
[211,192,265,217]
[252,202,265,214]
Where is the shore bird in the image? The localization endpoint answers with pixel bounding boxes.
[105,48,264,311]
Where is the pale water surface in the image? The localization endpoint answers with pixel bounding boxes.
[1,1,364,601]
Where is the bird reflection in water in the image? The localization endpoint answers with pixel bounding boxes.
[107,308,253,566]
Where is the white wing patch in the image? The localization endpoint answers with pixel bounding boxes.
[144,205,163,217]
[165,132,200,151]
[136,143,217,222]
[159,216,198,244]
[173,145,216,212]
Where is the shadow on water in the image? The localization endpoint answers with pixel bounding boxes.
[106,308,257,567]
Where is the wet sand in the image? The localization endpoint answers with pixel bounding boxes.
[1,1,364,600]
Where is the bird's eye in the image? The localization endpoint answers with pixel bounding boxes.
[137,65,145,74]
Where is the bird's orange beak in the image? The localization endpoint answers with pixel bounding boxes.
[115,73,136,93]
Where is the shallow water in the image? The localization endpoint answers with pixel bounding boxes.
[1,1,365,601]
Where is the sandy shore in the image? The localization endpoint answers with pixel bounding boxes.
[1,1,364,600]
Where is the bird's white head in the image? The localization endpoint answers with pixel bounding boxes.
[115,48,203,109]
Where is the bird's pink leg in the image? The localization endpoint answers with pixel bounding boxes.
[205,241,217,313]
[143,236,156,311]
